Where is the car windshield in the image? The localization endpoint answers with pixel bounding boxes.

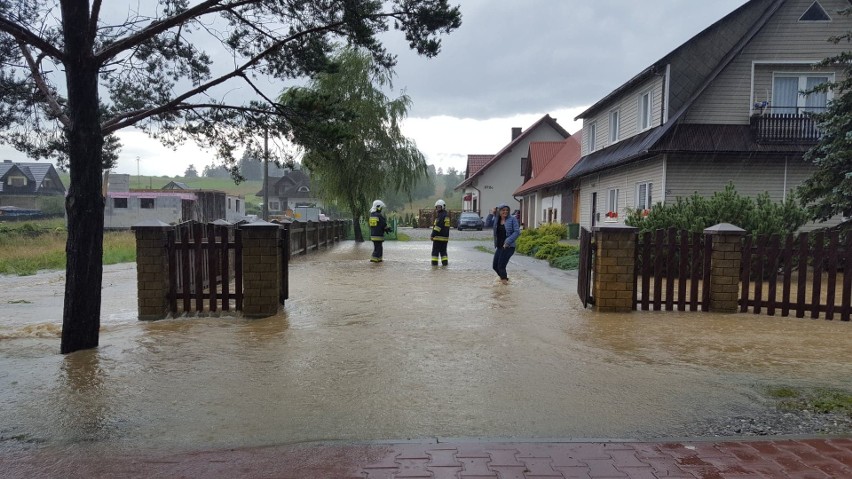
[460,214,479,220]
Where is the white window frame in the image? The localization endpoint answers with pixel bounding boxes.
[609,109,620,143]
[140,198,155,209]
[268,200,281,211]
[636,181,653,211]
[588,121,597,152]
[771,73,833,114]
[606,188,619,221]
[638,90,652,131]
[7,175,26,187]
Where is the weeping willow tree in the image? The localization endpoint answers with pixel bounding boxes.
[280,47,427,241]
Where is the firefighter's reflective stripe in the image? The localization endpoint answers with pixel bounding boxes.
[432,225,441,232]
[369,217,379,226]
[432,236,448,241]
[370,236,385,241]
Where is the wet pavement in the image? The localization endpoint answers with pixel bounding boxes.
[4,437,851,478]
[1,236,851,477]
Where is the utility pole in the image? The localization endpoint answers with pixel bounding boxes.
[262,125,269,221]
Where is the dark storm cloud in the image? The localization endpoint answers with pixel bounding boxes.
[386,0,749,119]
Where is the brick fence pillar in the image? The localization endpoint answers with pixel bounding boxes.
[131,220,172,320]
[704,223,746,313]
[593,224,638,313]
[241,220,280,318]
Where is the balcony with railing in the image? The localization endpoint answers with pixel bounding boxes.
[749,104,824,144]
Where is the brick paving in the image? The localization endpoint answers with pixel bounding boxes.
[4,437,851,478]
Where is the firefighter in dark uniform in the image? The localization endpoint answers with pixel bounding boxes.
[369,199,390,262]
[430,199,450,266]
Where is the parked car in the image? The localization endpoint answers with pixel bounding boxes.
[457,212,484,231]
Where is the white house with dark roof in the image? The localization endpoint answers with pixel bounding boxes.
[455,114,570,221]
[567,0,850,231]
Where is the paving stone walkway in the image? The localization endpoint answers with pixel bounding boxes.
[5,437,851,478]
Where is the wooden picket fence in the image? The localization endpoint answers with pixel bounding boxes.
[165,220,347,315]
[740,230,851,321]
[634,228,712,312]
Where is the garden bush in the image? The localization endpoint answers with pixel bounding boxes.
[533,242,577,261]
[624,183,808,237]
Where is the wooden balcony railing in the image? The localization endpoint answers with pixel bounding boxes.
[750,110,823,144]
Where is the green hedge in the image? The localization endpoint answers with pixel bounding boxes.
[514,225,579,270]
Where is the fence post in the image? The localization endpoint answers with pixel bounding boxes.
[240,220,280,318]
[132,220,173,320]
[593,224,638,313]
[704,223,746,313]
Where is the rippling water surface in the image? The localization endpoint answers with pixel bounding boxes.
[1,240,850,457]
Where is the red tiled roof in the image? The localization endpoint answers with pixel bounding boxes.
[514,131,583,196]
[528,142,564,178]
[466,154,493,178]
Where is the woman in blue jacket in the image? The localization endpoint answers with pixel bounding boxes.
[493,204,520,284]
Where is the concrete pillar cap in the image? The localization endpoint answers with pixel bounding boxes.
[704,223,746,235]
[239,220,279,228]
[592,224,638,233]
[131,220,172,230]
[211,219,231,225]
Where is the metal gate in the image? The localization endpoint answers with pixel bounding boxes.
[577,226,594,308]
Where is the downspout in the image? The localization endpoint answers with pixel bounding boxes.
[471,184,482,215]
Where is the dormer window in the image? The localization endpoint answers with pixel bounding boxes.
[7,175,26,187]
[297,186,310,193]
[799,1,830,22]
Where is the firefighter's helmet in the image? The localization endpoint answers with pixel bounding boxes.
[434,199,446,210]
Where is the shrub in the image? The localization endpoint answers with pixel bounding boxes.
[625,183,809,236]
[537,223,567,239]
[533,242,577,260]
[550,253,580,270]
[516,233,558,255]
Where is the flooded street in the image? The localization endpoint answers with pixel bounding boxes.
[1,238,850,459]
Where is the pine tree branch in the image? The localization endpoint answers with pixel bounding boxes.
[18,41,71,127]
[0,15,65,60]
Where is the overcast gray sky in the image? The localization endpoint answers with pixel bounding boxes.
[2,0,750,178]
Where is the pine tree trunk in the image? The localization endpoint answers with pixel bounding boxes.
[60,1,105,354]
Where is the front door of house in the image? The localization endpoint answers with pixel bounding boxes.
[591,192,597,227]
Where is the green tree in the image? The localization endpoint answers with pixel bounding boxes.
[799,7,852,227]
[184,164,199,179]
[0,1,460,353]
[281,47,428,242]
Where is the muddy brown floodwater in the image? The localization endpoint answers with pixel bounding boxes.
[0,239,849,459]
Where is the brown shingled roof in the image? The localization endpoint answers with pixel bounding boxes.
[514,132,583,196]
[465,154,493,179]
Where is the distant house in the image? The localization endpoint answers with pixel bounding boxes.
[162,181,191,190]
[0,160,66,213]
[455,114,570,220]
[513,132,583,228]
[103,174,245,228]
[567,0,850,231]
[255,169,322,215]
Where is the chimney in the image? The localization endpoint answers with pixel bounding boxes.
[511,127,522,140]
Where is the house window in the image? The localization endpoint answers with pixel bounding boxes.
[114,197,128,208]
[799,1,830,21]
[773,75,830,114]
[588,122,597,152]
[236,199,240,212]
[269,200,280,211]
[7,175,26,187]
[636,182,653,211]
[140,198,155,209]
[42,178,53,188]
[639,90,652,131]
[609,109,620,143]
[297,186,310,192]
[606,188,619,220]
[228,198,232,209]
